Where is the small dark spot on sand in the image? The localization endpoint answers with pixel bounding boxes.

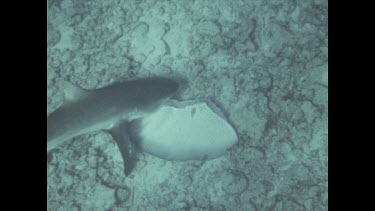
[191,108,196,118]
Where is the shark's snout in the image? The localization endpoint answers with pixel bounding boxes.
[166,79,179,95]
[151,77,180,99]
[160,77,188,99]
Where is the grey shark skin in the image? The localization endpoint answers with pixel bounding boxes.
[47,77,179,174]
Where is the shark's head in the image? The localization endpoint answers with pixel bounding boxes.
[148,77,180,98]
[119,77,180,112]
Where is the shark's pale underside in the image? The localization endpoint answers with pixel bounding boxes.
[47,77,179,175]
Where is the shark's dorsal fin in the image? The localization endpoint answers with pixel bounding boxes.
[61,81,90,102]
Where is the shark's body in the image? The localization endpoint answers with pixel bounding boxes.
[47,77,179,175]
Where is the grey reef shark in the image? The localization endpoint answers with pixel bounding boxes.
[47,77,181,175]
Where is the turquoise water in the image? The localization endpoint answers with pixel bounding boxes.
[47,0,328,210]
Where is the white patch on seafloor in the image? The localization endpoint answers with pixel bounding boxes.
[137,100,238,161]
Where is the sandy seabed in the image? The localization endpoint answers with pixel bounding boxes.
[47,0,328,210]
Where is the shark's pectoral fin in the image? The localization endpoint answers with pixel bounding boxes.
[107,121,139,176]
